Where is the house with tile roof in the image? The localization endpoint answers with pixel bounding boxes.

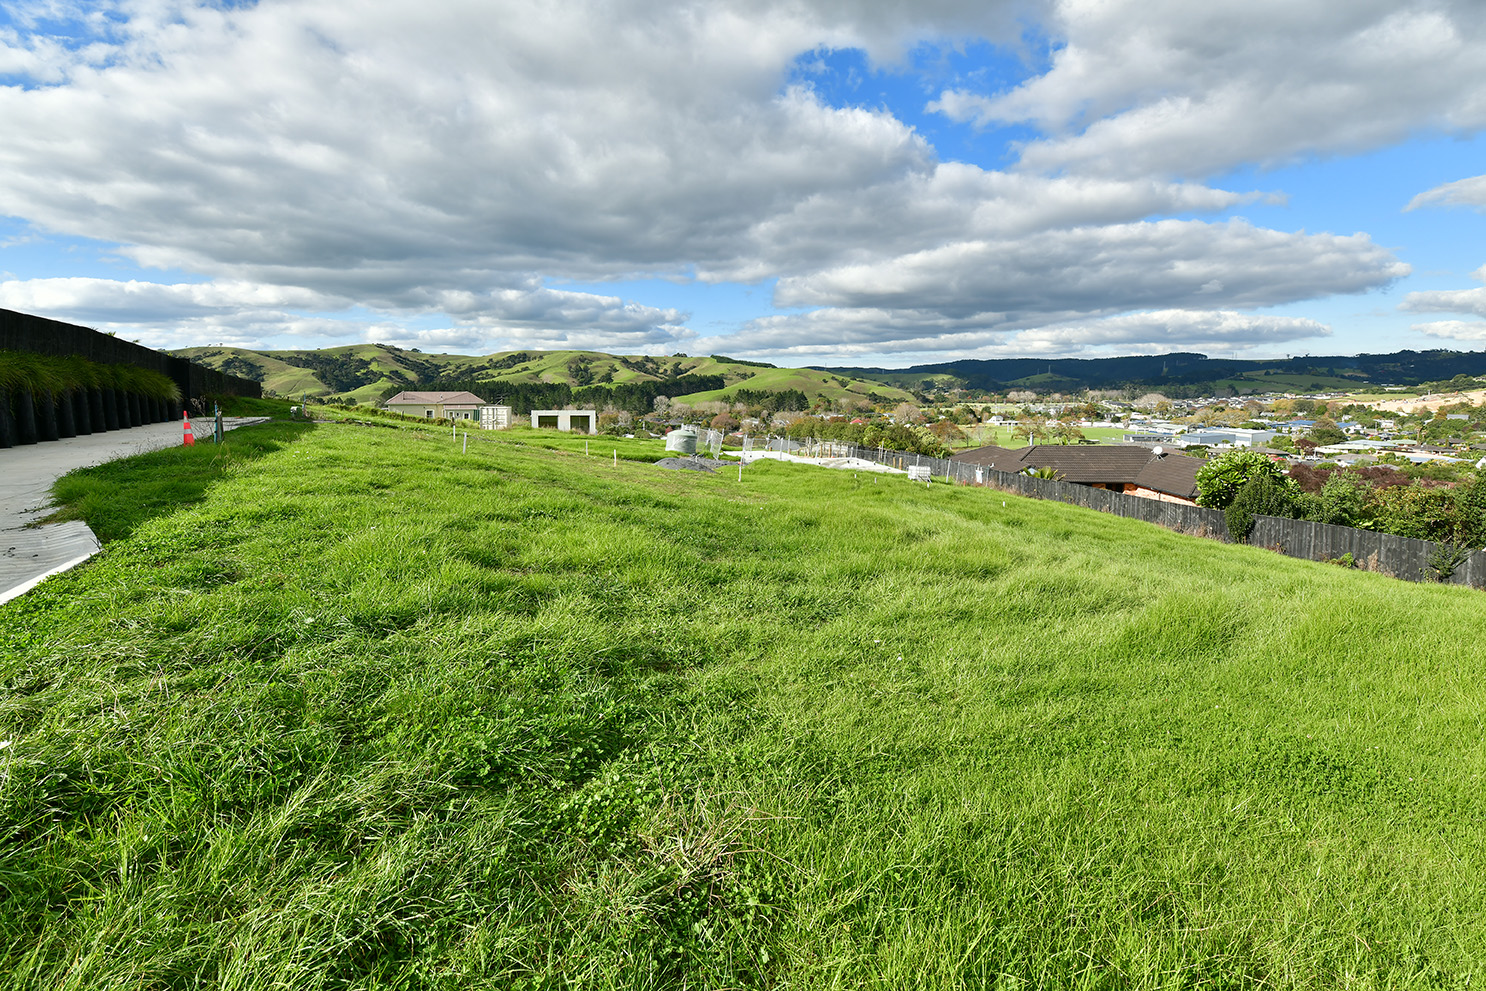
[953,444,1204,505]
[383,391,487,421]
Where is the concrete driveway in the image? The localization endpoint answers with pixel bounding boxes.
[1,417,267,604]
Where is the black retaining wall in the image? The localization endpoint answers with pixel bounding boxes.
[0,307,262,406]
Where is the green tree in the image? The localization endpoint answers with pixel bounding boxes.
[1017,414,1052,445]
[1194,449,1290,508]
[1306,416,1346,446]
[1455,473,1486,547]
[928,420,967,447]
[1312,471,1371,527]
[1370,484,1457,542]
[1051,421,1086,445]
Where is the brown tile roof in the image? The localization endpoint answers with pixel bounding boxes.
[1132,452,1204,499]
[1019,444,1154,483]
[950,444,1028,471]
[384,391,488,406]
[955,442,1205,498]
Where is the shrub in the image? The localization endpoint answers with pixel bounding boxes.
[1195,449,1289,508]
[1225,473,1302,543]
[1313,471,1372,527]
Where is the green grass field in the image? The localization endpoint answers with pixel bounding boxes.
[1207,373,1373,395]
[953,424,1130,449]
[3,419,1484,988]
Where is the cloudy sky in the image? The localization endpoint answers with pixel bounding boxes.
[2,0,1485,366]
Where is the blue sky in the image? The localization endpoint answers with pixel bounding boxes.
[1,0,1485,366]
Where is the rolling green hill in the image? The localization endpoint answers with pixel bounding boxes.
[828,349,1486,396]
[171,344,490,403]
[174,345,914,407]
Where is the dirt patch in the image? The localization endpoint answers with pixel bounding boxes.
[654,456,728,473]
[1365,388,1486,414]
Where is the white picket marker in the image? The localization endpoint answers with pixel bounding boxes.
[463,431,468,454]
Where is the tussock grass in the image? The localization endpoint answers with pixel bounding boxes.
[2,421,1483,988]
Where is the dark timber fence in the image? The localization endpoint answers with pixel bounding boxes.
[763,436,1486,589]
[1,307,262,407]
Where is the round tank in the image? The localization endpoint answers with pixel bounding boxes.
[665,426,699,454]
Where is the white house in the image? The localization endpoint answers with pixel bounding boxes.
[383,391,488,421]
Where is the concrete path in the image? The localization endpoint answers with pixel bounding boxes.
[1,417,268,604]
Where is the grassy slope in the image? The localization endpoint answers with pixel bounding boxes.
[677,365,912,404]
[1207,372,1373,394]
[462,352,913,405]
[174,347,328,397]
[3,420,1484,988]
[175,345,486,402]
[840,369,967,392]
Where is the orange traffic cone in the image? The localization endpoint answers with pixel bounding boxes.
[183,411,195,447]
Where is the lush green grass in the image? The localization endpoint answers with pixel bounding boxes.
[3,421,1484,988]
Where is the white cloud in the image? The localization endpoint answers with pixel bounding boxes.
[0,0,1432,358]
[0,276,695,352]
[1400,264,1486,317]
[1400,287,1486,318]
[1412,320,1486,342]
[775,220,1407,317]
[703,306,1329,364]
[1005,310,1330,353]
[935,1,1486,179]
[704,166,1261,282]
[0,277,342,321]
[1407,174,1486,212]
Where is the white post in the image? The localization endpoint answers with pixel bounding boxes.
[463,431,468,454]
[613,450,618,467]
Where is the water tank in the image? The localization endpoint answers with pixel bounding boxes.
[665,426,699,454]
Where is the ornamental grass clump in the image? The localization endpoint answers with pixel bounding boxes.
[0,349,178,403]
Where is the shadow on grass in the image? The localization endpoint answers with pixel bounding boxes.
[45,421,313,543]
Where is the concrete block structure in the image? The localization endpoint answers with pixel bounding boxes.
[530,409,597,434]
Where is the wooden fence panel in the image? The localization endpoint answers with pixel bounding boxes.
[834,442,1482,587]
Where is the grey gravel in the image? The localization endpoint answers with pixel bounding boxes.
[653,456,729,473]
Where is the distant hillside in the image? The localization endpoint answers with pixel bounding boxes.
[823,349,1486,395]
[172,345,914,409]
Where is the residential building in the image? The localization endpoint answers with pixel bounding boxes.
[383,391,487,421]
[952,444,1205,505]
